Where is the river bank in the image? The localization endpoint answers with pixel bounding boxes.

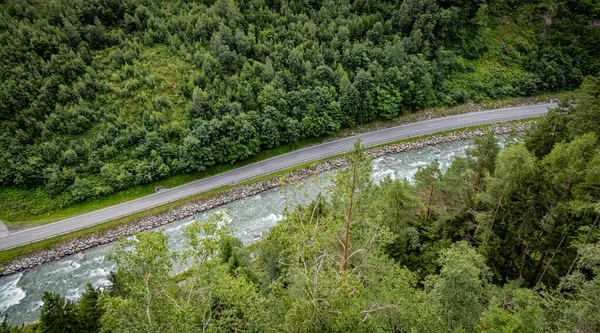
[1,121,530,276]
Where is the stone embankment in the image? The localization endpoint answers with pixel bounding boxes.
[1,121,530,276]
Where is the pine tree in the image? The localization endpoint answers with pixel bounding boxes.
[39,292,78,333]
[77,284,103,333]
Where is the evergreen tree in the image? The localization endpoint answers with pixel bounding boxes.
[77,284,103,333]
[466,130,500,192]
[39,292,78,333]
[427,242,489,331]
[0,317,23,333]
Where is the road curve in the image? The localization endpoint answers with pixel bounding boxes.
[0,103,555,250]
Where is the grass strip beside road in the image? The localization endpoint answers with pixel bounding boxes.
[0,119,534,267]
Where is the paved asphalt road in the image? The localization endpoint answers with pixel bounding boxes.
[0,103,556,250]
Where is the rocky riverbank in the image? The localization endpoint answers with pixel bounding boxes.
[0,121,530,276]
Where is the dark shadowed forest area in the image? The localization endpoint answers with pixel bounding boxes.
[1,0,599,219]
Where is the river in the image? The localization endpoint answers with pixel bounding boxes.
[0,136,508,325]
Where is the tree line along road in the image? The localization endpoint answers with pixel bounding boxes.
[0,103,555,250]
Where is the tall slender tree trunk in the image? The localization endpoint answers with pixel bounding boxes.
[342,157,359,272]
[519,242,529,278]
[547,116,561,153]
[517,202,536,278]
[474,170,483,193]
[533,250,547,281]
[426,185,434,220]
[567,214,599,276]
[536,232,568,287]
[144,273,152,329]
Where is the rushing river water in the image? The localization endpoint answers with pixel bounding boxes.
[0,136,509,325]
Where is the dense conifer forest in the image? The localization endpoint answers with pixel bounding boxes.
[3,77,600,332]
[1,0,599,218]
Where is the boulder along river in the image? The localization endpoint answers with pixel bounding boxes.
[0,134,511,325]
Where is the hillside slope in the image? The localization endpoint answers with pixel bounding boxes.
[0,0,598,218]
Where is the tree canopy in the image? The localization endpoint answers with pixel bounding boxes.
[6,77,600,332]
[1,0,599,218]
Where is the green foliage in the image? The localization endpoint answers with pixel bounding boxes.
[566,76,600,139]
[524,107,569,158]
[541,133,598,204]
[39,292,78,333]
[3,0,600,328]
[1,0,597,219]
[426,242,490,331]
[466,130,501,191]
[0,317,23,333]
[77,284,103,333]
[559,242,600,332]
[526,76,600,158]
[28,80,600,330]
[99,212,267,332]
[479,284,548,332]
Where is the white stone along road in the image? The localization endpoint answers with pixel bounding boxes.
[0,103,556,250]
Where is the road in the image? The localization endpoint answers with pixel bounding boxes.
[0,103,555,250]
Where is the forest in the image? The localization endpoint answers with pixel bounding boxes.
[1,0,599,218]
[3,76,600,333]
